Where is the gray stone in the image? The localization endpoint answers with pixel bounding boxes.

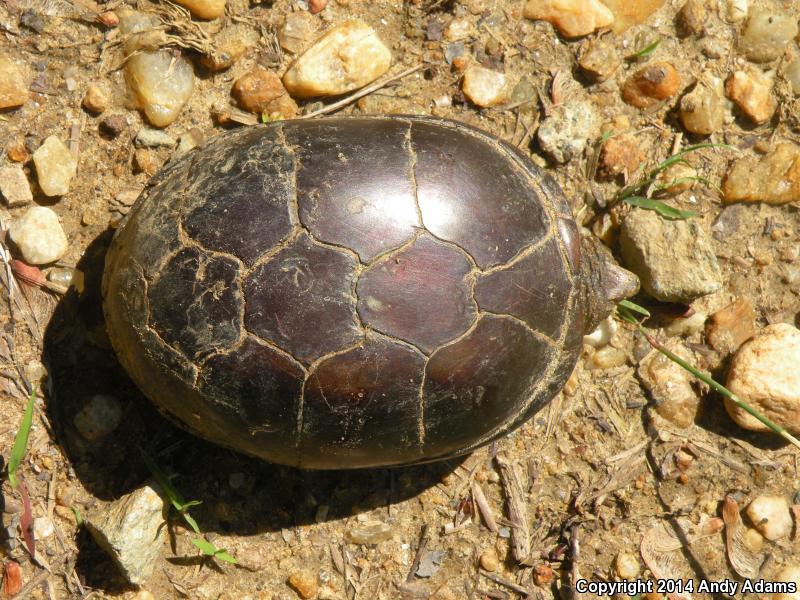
[135,128,176,148]
[0,166,32,207]
[73,394,123,441]
[85,483,167,585]
[536,101,596,164]
[620,208,722,302]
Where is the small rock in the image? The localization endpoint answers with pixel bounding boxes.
[785,59,800,95]
[345,520,392,544]
[444,17,473,41]
[615,552,640,579]
[598,133,645,179]
[600,0,666,33]
[174,128,204,158]
[33,516,54,539]
[8,206,68,265]
[739,8,797,63]
[200,24,259,71]
[461,65,508,107]
[85,484,167,585]
[533,564,553,586]
[479,548,499,572]
[82,85,109,114]
[279,12,318,54]
[664,311,706,337]
[283,20,392,99]
[742,527,763,553]
[638,339,700,427]
[725,323,800,434]
[774,566,800,600]
[746,496,792,541]
[677,0,706,36]
[622,62,682,108]
[679,78,725,135]
[7,141,29,163]
[100,114,128,138]
[288,570,319,599]
[537,100,596,164]
[125,49,194,128]
[233,66,299,118]
[48,267,79,290]
[722,143,800,205]
[620,208,722,302]
[0,166,33,207]
[588,346,627,370]
[416,549,446,578]
[578,38,620,82]
[705,298,755,355]
[3,561,22,597]
[584,316,617,347]
[173,0,225,19]
[0,55,28,109]
[309,0,327,14]
[32,135,77,197]
[725,0,748,22]
[656,161,697,195]
[523,0,613,37]
[132,592,156,600]
[135,128,175,149]
[73,394,123,441]
[134,148,160,176]
[725,69,776,124]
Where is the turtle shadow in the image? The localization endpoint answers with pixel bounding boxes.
[42,230,461,540]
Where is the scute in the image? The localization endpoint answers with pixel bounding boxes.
[148,246,243,360]
[243,232,362,365]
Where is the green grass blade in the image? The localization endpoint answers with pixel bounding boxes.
[192,537,218,556]
[618,300,650,317]
[8,391,36,489]
[631,39,660,58]
[140,449,186,512]
[183,512,201,535]
[624,196,698,220]
[214,549,237,564]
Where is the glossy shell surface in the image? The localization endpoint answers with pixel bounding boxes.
[103,116,584,469]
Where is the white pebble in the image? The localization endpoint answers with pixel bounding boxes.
[725,324,800,434]
[283,20,392,98]
[726,0,748,23]
[33,136,77,197]
[73,394,123,441]
[584,316,617,347]
[615,552,640,579]
[125,50,194,128]
[746,496,792,541]
[8,206,68,265]
[33,517,54,539]
[462,65,508,108]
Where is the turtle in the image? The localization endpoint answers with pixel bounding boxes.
[102,116,638,469]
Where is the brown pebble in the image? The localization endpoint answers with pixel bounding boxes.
[479,548,499,572]
[309,0,327,13]
[705,297,756,355]
[725,69,776,124]
[533,564,553,586]
[7,141,28,163]
[82,85,109,114]
[97,11,119,27]
[287,570,319,598]
[598,133,645,180]
[100,114,127,138]
[622,62,682,108]
[232,66,298,118]
[677,0,706,36]
[3,561,22,597]
[134,148,159,176]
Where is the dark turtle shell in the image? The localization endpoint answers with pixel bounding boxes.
[102,116,585,469]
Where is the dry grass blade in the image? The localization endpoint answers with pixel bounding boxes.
[640,524,693,600]
[472,481,498,533]
[722,496,761,578]
[494,454,531,565]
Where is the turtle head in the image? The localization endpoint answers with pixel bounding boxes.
[579,236,639,334]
